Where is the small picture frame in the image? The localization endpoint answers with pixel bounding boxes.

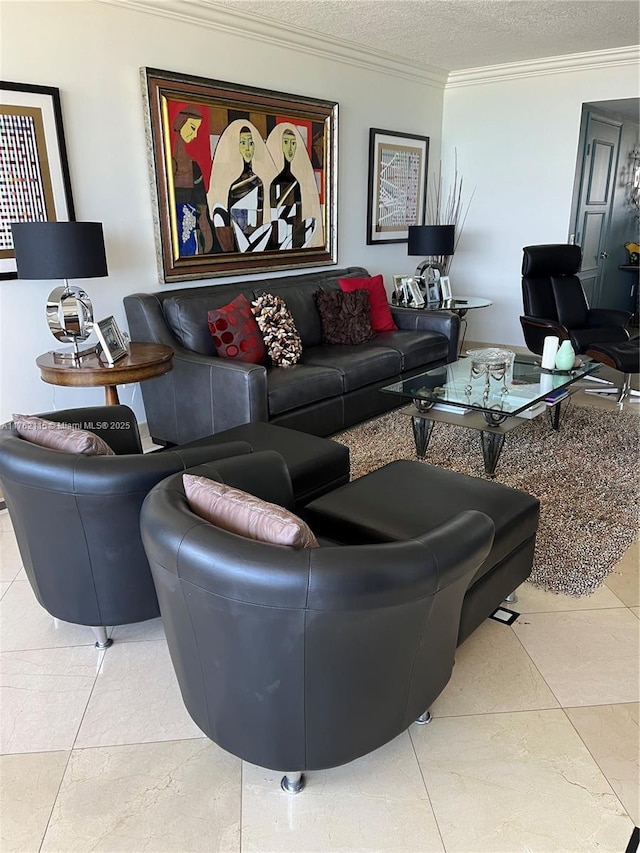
[406,277,425,307]
[426,281,441,304]
[439,276,452,301]
[95,316,128,365]
[392,274,406,299]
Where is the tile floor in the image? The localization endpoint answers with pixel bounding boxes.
[1,391,638,852]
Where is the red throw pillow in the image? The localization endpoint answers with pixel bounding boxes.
[207,294,266,363]
[338,274,397,332]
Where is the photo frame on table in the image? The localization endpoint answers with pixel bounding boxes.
[406,277,425,307]
[0,81,75,280]
[366,128,429,245]
[392,274,407,299]
[439,276,452,301]
[142,67,338,283]
[95,316,128,365]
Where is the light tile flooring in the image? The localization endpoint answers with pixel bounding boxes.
[1,390,639,852]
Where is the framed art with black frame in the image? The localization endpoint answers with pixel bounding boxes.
[0,81,75,280]
[366,128,429,245]
[142,67,338,283]
[95,316,128,365]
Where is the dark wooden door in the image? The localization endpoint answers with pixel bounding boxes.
[572,112,622,306]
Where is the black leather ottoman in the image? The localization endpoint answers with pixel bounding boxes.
[305,460,540,644]
[586,341,639,403]
[176,422,350,506]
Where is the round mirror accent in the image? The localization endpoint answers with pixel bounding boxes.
[46,285,94,345]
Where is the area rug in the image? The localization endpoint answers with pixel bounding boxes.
[334,402,640,596]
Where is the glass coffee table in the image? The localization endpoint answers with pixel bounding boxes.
[381,354,600,477]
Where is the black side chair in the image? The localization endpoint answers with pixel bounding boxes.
[520,244,639,402]
[140,451,495,793]
[520,244,631,356]
[0,405,251,648]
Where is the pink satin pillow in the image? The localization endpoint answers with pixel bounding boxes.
[183,474,319,549]
[13,414,115,456]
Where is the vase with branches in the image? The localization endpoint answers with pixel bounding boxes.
[425,151,475,275]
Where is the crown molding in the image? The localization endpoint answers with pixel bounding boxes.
[447,45,640,88]
[96,0,449,88]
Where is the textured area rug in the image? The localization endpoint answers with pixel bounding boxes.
[334,403,640,596]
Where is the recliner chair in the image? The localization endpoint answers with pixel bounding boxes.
[0,405,252,647]
[519,244,631,356]
[140,450,495,792]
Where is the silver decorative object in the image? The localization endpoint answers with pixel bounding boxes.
[465,348,516,398]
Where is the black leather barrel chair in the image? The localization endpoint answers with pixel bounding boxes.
[140,451,495,792]
[0,405,251,648]
[520,244,630,355]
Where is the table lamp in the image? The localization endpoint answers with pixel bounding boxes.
[408,224,455,292]
[11,221,108,362]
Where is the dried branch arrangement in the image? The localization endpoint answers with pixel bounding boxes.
[426,150,475,274]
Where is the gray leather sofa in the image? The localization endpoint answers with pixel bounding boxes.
[124,266,459,445]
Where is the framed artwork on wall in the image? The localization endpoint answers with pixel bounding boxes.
[142,67,338,283]
[366,128,429,245]
[0,81,75,280]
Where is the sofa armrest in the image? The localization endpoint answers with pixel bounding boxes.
[390,306,460,363]
[170,351,269,444]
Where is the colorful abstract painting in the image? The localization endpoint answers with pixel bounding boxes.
[143,68,337,282]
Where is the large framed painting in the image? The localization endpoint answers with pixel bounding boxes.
[366,128,429,245]
[0,81,75,280]
[142,67,338,283]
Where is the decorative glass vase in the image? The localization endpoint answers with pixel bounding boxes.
[555,340,576,371]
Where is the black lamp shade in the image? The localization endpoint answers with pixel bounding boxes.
[11,221,108,280]
[408,224,455,257]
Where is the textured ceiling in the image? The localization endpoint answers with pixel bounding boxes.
[214,0,640,72]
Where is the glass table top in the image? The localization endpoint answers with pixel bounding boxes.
[391,295,493,312]
[381,354,601,418]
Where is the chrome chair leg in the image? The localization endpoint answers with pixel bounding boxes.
[415,710,432,725]
[280,771,305,794]
[91,626,113,649]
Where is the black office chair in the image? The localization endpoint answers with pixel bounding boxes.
[0,405,251,648]
[520,244,638,402]
[520,244,631,355]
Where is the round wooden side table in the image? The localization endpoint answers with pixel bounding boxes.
[36,342,174,405]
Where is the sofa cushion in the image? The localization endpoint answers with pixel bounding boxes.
[252,293,303,366]
[338,274,397,332]
[13,414,115,456]
[207,294,266,364]
[314,288,376,346]
[183,474,319,549]
[266,363,344,415]
[164,285,256,355]
[302,344,402,392]
[375,329,450,371]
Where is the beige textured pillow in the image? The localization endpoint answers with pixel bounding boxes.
[183,474,319,549]
[12,414,115,456]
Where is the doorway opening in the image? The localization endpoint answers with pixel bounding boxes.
[569,98,639,320]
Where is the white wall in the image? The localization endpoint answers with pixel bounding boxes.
[441,59,640,347]
[0,1,444,422]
